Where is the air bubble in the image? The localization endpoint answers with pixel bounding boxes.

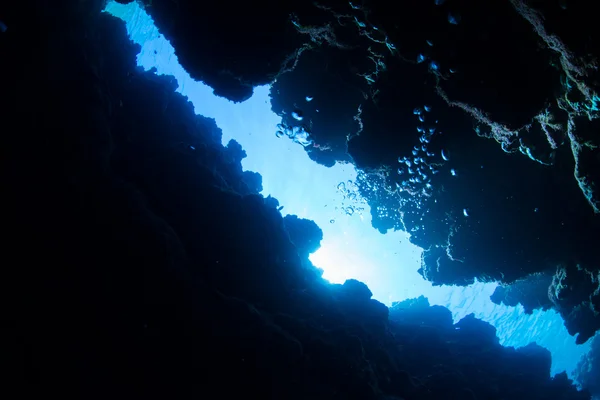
[292,110,304,121]
[441,149,450,161]
[448,13,461,25]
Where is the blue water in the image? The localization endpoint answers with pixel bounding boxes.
[104,1,592,381]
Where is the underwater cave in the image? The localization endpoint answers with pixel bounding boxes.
[3,0,600,398]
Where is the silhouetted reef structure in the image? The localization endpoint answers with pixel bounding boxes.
[112,0,600,343]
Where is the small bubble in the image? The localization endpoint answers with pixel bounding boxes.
[330,219,335,224]
[291,110,304,121]
[424,105,432,112]
[451,169,457,176]
[441,149,450,161]
[417,54,427,63]
[287,127,298,139]
[419,114,426,122]
[305,96,314,102]
[275,130,284,138]
[413,107,422,115]
[337,182,346,191]
[448,13,461,25]
[463,208,469,217]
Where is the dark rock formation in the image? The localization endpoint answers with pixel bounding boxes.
[283,215,324,258]
[549,265,600,344]
[1,0,596,399]
[491,272,554,313]
[575,333,600,399]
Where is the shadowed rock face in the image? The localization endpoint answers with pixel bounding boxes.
[1,0,597,398]
[575,334,600,399]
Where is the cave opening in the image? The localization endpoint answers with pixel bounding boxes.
[105,0,593,385]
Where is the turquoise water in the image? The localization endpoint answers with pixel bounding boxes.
[104,1,592,381]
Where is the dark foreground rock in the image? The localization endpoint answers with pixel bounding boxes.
[575,333,600,399]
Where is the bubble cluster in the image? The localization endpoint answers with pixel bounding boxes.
[395,104,449,204]
[336,179,367,218]
[275,119,314,147]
